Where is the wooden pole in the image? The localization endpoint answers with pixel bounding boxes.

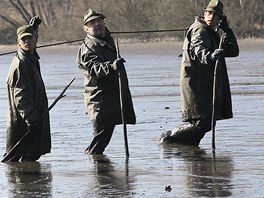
[211,34,225,149]
[115,38,129,158]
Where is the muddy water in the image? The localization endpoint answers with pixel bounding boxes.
[0,40,263,198]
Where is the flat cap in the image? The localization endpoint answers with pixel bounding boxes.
[203,0,224,16]
[83,8,105,25]
[17,25,36,39]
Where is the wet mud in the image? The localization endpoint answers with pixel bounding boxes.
[0,39,263,197]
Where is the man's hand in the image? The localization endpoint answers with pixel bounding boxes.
[112,58,126,70]
[210,49,224,61]
[29,16,42,29]
[219,15,230,32]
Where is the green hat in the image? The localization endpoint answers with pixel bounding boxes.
[203,0,223,16]
[83,8,105,25]
[17,25,36,39]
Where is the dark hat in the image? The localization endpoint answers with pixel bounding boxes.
[203,0,223,16]
[83,8,105,25]
[17,25,36,39]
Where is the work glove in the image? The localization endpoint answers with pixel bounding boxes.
[210,49,224,61]
[112,58,126,70]
[29,16,42,39]
[218,15,230,32]
[29,16,42,29]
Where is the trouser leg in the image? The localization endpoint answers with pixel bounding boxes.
[85,120,115,155]
[160,119,212,146]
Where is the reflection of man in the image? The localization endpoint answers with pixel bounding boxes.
[7,162,52,197]
[91,155,131,196]
[160,0,239,146]
[161,145,233,197]
[77,9,136,155]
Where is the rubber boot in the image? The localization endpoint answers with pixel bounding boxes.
[160,123,207,146]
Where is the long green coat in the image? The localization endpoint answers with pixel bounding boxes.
[180,17,239,122]
[5,47,51,157]
[76,31,136,126]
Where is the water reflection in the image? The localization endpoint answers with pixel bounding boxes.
[5,162,52,198]
[161,145,233,197]
[89,155,133,197]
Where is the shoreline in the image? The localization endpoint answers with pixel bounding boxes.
[1,38,263,55]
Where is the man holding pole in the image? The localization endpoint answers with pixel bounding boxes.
[76,8,136,155]
[160,0,239,146]
[4,18,51,162]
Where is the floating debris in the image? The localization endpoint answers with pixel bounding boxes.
[165,185,172,192]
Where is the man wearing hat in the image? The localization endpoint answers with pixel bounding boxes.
[4,21,51,161]
[77,9,136,154]
[160,0,239,146]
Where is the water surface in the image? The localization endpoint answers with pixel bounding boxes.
[0,40,263,197]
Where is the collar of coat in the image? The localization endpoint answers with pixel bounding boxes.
[17,46,40,61]
[195,16,219,31]
[86,31,115,51]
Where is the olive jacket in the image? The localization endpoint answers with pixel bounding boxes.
[180,17,239,122]
[76,31,136,126]
[5,47,51,157]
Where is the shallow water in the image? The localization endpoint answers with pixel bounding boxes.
[0,40,264,198]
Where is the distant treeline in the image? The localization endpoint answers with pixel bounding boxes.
[0,0,263,44]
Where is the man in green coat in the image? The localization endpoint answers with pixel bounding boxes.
[5,24,51,161]
[77,9,136,154]
[160,0,239,146]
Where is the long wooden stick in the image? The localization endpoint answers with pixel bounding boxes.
[1,77,75,163]
[211,35,225,149]
[0,28,188,57]
[115,38,129,158]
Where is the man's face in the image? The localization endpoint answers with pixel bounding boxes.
[84,18,106,38]
[17,35,37,52]
[204,10,221,28]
